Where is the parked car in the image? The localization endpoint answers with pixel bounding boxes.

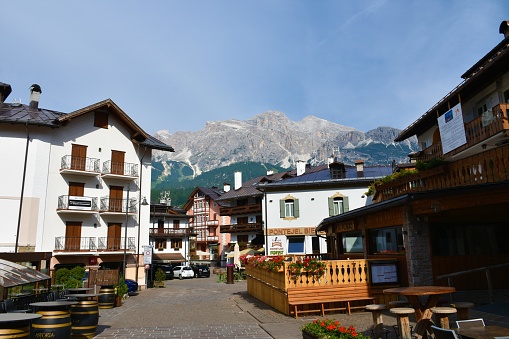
[153,265,174,280]
[124,279,138,295]
[191,264,210,278]
[173,265,194,279]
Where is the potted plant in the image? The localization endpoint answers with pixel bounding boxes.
[154,268,166,288]
[301,319,369,339]
[114,275,128,307]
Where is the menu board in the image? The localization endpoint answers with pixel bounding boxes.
[369,260,399,285]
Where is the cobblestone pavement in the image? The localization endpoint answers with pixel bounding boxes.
[93,277,509,339]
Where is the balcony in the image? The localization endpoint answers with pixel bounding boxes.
[373,143,509,203]
[54,237,97,252]
[57,195,98,214]
[60,155,101,176]
[99,197,137,215]
[97,237,136,251]
[101,160,138,180]
[220,204,262,216]
[149,228,188,238]
[220,222,263,233]
[196,236,219,243]
[192,220,219,227]
[417,103,509,162]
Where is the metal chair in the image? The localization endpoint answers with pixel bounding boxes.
[455,318,485,329]
[430,325,460,339]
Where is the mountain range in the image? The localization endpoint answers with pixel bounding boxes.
[150,111,417,206]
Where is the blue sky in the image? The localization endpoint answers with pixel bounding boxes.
[1,1,508,135]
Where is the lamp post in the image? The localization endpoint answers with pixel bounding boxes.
[123,184,130,279]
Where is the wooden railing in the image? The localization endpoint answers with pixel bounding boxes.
[149,228,188,237]
[374,143,509,202]
[220,222,263,233]
[220,204,262,216]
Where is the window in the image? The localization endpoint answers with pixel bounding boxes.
[368,227,404,254]
[311,236,320,254]
[155,238,166,250]
[279,196,299,219]
[328,195,349,216]
[94,111,108,128]
[340,232,363,253]
[171,238,182,249]
[173,220,180,229]
[287,236,305,254]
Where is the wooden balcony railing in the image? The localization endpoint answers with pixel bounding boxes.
[97,237,136,251]
[374,143,509,202]
[99,197,137,214]
[149,228,188,237]
[220,222,263,233]
[102,160,138,178]
[60,155,100,174]
[417,103,509,162]
[54,236,97,251]
[57,195,98,212]
[220,204,262,216]
[192,220,219,227]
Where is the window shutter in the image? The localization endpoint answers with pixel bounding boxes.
[343,196,349,212]
[294,199,300,218]
[279,200,285,218]
[328,197,334,216]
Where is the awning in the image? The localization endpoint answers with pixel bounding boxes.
[152,253,186,263]
[0,259,51,288]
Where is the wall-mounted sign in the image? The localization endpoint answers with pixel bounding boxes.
[266,227,316,236]
[269,237,284,256]
[438,103,467,154]
[68,196,93,210]
[143,245,153,265]
[334,221,355,233]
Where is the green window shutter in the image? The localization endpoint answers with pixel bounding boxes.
[294,199,300,218]
[343,196,349,212]
[279,200,285,218]
[328,197,334,216]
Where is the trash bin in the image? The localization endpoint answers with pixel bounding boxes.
[226,265,234,284]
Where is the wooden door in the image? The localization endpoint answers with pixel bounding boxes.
[111,150,125,175]
[158,220,164,235]
[71,144,87,170]
[109,186,123,212]
[107,223,122,250]
[69,182,85,197]
[65,221,82,251]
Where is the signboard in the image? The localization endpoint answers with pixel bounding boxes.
[266,227,316,236]
[369,260,399,285]
[68,196,93,210]
[143,245,153,265]
[438,103,467,154]
[269,237,284,256]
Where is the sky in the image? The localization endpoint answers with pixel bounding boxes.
[1,1,508,135]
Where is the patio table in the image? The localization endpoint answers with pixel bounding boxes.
[455,325,509,339]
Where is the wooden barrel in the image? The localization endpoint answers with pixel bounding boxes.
[31,310,71,339]
[98,286,115,309]
[70,300,99,339]
[0,325,30,339]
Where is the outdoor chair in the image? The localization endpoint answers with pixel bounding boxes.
[430,325,460,339]
[2,299,30,313]
[455,318,485,329]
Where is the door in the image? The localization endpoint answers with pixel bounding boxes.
[68,182,85,197]
[71,144,87,171]
[65,221,82,251]
[109,186,123,212]
[107,222,122,250]
[111,150,125,175]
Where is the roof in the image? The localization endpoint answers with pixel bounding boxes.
[0,259,51,288]
[182,186,227,210]
[395,34,509,142]
[152,253,186,263]
[0,96,173,152]
[216,171,292,201]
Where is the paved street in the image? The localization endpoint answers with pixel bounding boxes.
[93,277,509,339]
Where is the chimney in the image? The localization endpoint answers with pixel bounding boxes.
[29,84,42,109]
[0,82,12,104]
[500,20,509,39]
[266,170,274,176]
[296,160,306,176]
[355,160,364,177]
[234,171,242,190]
[224,182,231,192]
[327,155,335,167]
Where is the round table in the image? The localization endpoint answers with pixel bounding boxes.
[29,301,78,339]
[64,294,101,338]
[383,286,455,337]
[66,287,94,294]
[0,313,42,339]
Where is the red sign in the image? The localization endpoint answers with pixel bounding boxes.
[89,257,97,265]
[145,264,150,270]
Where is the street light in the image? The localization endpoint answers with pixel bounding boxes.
[123,184,131,279]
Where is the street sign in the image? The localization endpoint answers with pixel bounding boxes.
[143,245,153,265]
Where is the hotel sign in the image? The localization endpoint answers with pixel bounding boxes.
[266,227,316,236]
[68,196,93,210]
[334,221,355,233]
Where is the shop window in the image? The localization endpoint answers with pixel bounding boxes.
[279,196,299,219]
[311,236,320,254]
[368,227,404,254]
[341,232,363,253]
[288,236,305,254]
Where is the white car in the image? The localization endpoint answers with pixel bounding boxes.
[173,266,194,279]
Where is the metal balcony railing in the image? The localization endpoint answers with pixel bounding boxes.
[99,197,137,213]
[57,195,98,212]
[55,236,97,251]
[102,160,138,177]
[97,237,136,251]
[60,155,100,173]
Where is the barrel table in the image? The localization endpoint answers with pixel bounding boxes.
[0,313,41,339]
[98,285,115,309]
[64,294,100,339]
[29,301,77,339]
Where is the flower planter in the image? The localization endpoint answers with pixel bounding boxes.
[302,330,318,339]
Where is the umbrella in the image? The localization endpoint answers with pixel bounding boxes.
[239,248,259,256]
[233,243,241,269]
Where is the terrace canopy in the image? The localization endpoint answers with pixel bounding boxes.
[0,259,50,288]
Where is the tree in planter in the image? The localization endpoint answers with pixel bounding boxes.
[154,268,166,287]
[55,266,86,288]
[114,274,128,305]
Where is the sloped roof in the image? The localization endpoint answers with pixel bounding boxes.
[0,259,51,288]
[216,171,293,201]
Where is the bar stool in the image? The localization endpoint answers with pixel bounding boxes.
[390,307,414,339]
[430,307,457,329]
[389,300,410,308]
[366,304,387,339]
[449,302,474,320]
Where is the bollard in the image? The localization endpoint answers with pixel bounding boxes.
[226,265,234,284]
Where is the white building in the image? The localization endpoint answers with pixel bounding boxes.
[0,82,173,286]
[259,160,392,257]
